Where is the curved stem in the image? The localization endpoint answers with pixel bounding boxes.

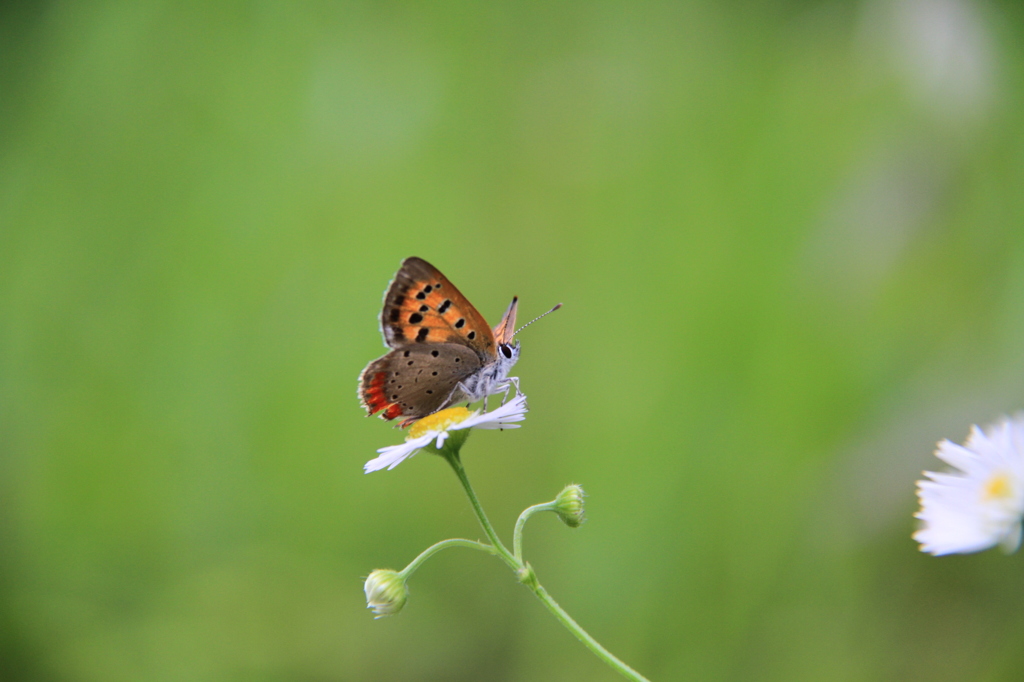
[513,502,555,562]
[400,538,495,580]
[443,451,650,682]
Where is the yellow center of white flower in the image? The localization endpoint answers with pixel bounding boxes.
[982,472,1013,502]
[408,407,474,439]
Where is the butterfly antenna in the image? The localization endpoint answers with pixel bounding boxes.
[512,303,562,338]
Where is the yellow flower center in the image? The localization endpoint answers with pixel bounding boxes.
[408,407,475,439]
[982,472,1013,501]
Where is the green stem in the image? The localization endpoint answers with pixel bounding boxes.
[400,538,495,580]
[444,452,519,571]
[443,451,651,682]
[513,502,555,562]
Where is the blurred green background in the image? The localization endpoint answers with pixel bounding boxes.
[3,1,1024,680]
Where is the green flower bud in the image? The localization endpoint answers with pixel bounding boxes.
[364,569,408,618]
[553,484,586,528]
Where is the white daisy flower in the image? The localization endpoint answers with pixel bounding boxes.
[363,394,528,473]
[914,416,1024,555]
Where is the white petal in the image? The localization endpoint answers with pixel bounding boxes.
[453,395,529,431]
[933,440,980,472]
[364,434,434,473]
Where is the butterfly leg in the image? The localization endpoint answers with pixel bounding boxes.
[494,377,519,407]
[500,376,522,405]
[475,385,498,413]
[455,381,476,410]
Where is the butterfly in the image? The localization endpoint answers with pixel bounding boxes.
[358,257,525,427]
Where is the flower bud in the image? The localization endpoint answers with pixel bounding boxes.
[364,569,408,618]
[553,484,586,528]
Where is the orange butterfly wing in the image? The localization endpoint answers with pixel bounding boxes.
[379,257,498,358]
[491,296,518,345]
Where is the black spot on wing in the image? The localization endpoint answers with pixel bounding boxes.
[438,299,451,313]
[409,312,423,324]
[416,327,429,342]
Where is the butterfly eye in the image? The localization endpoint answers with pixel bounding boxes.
[500,344,513,359]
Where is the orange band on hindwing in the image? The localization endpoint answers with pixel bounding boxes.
[360,371,392,415]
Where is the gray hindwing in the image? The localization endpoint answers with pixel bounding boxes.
[377,343,483,418]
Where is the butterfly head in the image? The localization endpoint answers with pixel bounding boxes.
[497,339,521,373]
[491,298,560,377]
[492,297,523,376]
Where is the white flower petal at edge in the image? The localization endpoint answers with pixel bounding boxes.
[914,415,1024,556]
[363,394,529,474]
